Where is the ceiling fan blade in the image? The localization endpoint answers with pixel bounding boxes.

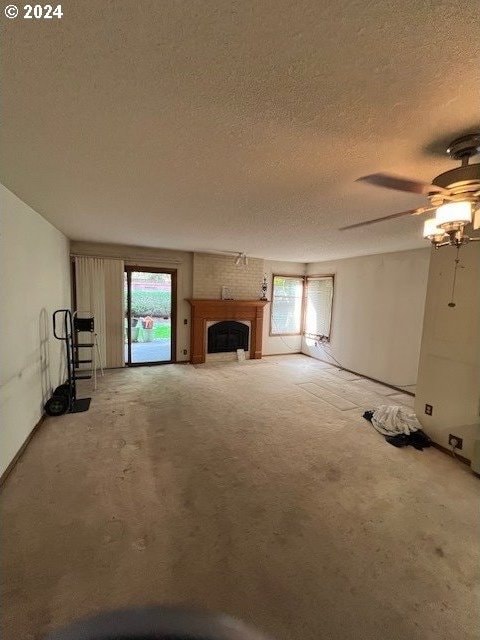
[356,173,447,195]
[339,206,434,231]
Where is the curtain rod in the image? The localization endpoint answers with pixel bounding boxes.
[70,253,182,264]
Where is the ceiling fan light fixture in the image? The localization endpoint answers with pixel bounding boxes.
[435,201,472,232]
[423,218,446,241]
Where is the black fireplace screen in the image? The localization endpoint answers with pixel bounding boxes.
[208,321,249,353]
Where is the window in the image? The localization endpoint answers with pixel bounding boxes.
[304,276,334,340]
[270,275,304,335]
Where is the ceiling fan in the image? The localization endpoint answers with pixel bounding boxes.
[341,133,480,248]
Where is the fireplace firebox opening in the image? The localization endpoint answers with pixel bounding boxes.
[208,321,249,354]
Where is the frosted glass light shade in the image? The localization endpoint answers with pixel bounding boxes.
[436,201,472,227]
[423,218,445,239]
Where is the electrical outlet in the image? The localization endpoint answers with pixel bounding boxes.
[449,434,463,450]
[425,404,433,416]
[183,349,187,355]
[184,318,188,325]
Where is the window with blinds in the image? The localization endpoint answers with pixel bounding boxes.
[304,276,334,340]
[270,275,304,335]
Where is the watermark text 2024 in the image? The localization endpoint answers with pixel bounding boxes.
[4,4,63,19]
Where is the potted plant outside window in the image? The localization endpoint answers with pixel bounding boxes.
[131,317,140,342]
[143,316,154,342]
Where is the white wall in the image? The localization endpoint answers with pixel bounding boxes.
[70,242,193,362]
[0,185,71,476]
[263,260,305,355]
[302,249,430,388]
[415,242,480,461]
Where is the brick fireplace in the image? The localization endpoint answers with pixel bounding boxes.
[187,299,268,364]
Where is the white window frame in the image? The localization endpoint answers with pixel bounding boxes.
[303,275,335,342]
[270,274,305,336]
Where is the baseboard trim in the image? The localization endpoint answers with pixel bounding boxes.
[263,352,302,357]
[430,441,471,466]
[0,414,46,487]
[303,353,416,397]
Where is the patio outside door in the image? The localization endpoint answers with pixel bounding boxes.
[124,267,176,365]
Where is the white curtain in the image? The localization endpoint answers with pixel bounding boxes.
[74,256,125,368]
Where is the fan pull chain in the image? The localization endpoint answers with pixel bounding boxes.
[448,246,461,308]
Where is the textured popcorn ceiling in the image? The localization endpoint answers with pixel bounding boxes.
[1,0,479,261]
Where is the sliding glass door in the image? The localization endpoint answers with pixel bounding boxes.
[124,267,176,365]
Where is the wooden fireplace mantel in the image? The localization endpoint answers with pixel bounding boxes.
[187,299,269,364]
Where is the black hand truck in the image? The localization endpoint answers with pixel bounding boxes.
[44,309,92,416]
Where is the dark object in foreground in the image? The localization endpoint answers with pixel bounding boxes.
[362,410,432,450]
[46,606,273,640]
[44,309,91,416]
[384,430,432,450]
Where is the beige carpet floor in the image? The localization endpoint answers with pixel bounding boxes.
[1,355,478,640]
